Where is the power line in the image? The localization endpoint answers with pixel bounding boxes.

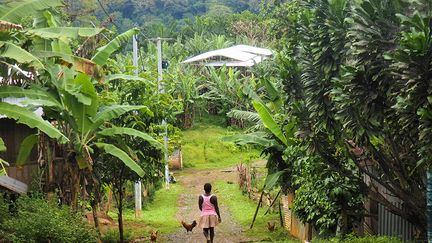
[96,0,149,42]
[96,0,121,30]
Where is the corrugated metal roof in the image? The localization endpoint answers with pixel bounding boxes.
[0,97,43,119]
[231,45,273,56]
[204,55,266,67]
[0,176,28,194]
[182,44,273,67]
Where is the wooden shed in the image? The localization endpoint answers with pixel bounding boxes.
[0,118,38,191]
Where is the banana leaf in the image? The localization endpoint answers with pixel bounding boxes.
[0,41,44,69]
[90,105,148,131]
[98,127,164,151]
[91,28,139,66]
[222,132,275,147]
[264,170,286,191]
[95,142,144,177]
[0,20,22,31]
[33,51,97,76]
[0,102,68,143]
[0,137,6,152]
[16,134,38,166]
[27,27,104,39]
[252,100,288,146]
[0,0,63,22]
[62,73,98,136]
[227,109,262,123]
[106,74,148,83]
[0,86,61,107]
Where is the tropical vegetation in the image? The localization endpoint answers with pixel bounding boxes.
[225,0,431,239]
[0,0,431,242]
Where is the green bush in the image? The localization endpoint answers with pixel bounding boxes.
[101,229,133,243]
[0,196,97,243]
[0,196,9,223]
[312,235,402,243]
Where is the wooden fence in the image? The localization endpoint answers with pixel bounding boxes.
[281,193,312,242]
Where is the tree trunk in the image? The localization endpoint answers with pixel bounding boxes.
[91,198,101,238]
[250,190,265,229]
[336,202,348,237]
[90,175,101,239]
[105,188,112,214]
[117,165,125,243]
[118,184,124,243]
[427,170,432,243]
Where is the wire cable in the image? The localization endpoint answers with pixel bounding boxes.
[96,0,121,30]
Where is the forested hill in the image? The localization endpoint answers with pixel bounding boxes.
[65,0,264,35]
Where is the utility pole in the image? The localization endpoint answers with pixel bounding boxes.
[146,37,173,188]
[132,35,142,218]
[156,37,170,188]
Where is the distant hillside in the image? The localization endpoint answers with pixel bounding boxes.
[65,0,262,33]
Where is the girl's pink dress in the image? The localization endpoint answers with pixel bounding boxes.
[198,194,219,228]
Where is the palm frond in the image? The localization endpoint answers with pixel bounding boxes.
[227,109,262,124]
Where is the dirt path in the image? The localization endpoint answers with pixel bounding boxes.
[162,166,264,243]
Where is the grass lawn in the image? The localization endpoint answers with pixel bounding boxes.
[182,114,261,169]
[106,184,183,239]
[214,180,299,242]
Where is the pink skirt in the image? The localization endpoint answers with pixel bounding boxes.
[198,215,219,228]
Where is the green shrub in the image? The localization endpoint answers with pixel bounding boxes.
[0,196,97,243]
[0,196,9,223]
[101,229,133,243]
[312,235,402,243]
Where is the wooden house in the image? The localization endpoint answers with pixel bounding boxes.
[0,97,43,193]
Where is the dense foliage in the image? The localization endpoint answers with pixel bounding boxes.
[224,0,431,239]
[1,0,431,241]
[0,0,175,241]
[0,196,97,243]
[64,0,265,34]
[266,0,431,238]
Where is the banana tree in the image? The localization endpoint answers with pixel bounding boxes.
[167,65,200,128]
[0,65,161,235]
[95,124,164,242]
[200,66,256,125]
[0,0,106,82]
[0,1,163,238]
[221,76,299,226]
[0,0,145,202]
[224,97,294,228]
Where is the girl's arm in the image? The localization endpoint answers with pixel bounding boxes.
[210,196,221,221]
[198,195,203,211]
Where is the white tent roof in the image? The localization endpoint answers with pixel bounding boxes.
[182,45,273,67]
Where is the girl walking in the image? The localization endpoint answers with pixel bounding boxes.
[198,183,221,243]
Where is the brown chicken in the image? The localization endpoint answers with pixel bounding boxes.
[181,220,197,232]
[150,230,158,242]
[267,221,276,232]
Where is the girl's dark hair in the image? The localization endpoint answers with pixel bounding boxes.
[204,183,212,193]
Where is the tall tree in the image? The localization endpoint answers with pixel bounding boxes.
[266,0,431,238]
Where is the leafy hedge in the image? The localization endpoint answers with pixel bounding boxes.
[0,195,97,243]
[312,235,402,243]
